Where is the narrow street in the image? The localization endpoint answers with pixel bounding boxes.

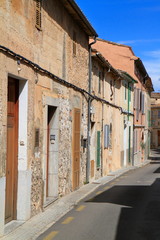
[37,150,160,240]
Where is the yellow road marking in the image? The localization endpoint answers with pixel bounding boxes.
[88,198,94,201]
[62,217,74,224]
[96,191,103,195]
[76,205,86,212]
[43,231,59,240]
[103,186,110,190]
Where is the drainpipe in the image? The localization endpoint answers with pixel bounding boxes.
[86,36,97,183]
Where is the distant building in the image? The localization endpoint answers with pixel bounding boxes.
[151,92,160,148]
[93,38,153,166]
[90,49,136,178]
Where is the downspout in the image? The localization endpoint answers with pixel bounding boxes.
[86,36,97,183]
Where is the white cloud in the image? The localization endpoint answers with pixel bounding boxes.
[117,39,160,45]
[143,59,160,91]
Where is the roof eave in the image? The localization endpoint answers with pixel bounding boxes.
[61,0,98,37]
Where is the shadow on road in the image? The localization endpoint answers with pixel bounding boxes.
[86,178,160,240]
[149,149,160,162]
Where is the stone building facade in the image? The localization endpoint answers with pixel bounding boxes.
[151,92,160,149]
[0,0,97,235]
[90,49,135,180]
[93,38,153,166]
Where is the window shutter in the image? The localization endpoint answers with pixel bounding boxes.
[104,124,109,148]
[139,90,141,111]
[142,93,145,114]
[134,88,137,109]
[136,89,140,121]
[97,131,101,168]
[148,110,151,127]
[36,0,42,29]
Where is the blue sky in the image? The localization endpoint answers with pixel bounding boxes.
[75,0,160,92]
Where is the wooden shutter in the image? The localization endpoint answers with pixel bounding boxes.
[148,110,151,127]
[97,131,101,168]
[104,124,109,148]
[134,87,137,109]
[136,89,140,121]
[142,93,145,114]
[36,0,42,30]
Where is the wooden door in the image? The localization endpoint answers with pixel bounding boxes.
[73,109,80,190]
[5,77,19,224]
[158,131,160,146]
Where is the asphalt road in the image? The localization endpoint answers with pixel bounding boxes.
[37,151,160,240]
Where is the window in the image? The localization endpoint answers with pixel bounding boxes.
[73,31,77,56]
[124,83,127,100]
[158,110,160,119]
[36,0,42,30]
[104,123,112,149]
[97,131,101,168]
[148,110,151,127]
[35,128,40,147]
[109,123,112,148]
[141,93,145,114]
[128,84,131,102]
[104,125,109,148]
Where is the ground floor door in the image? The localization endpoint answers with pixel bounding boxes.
[158,131,160,147]
[46,106,57,198]
[5,77,19,223]
[123,124,127,166]
[72,109,80,191]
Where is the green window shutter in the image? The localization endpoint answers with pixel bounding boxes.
[97,131,101,168]
[128,84,131,102]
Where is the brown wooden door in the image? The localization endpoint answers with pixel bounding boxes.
[158,131,160,146]
[5,77,19,223]
[72,109,80,190]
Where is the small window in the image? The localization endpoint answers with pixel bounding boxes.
[109,123,112,148]
[98,72,102,94]
[36,0,42,30]
[35,128,40,147]
[104,125,109,148]
[73,31,77,56]
[158,110,160,119]
[125,83,127,100]
[128,85,131,102]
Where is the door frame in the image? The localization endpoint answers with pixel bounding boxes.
[5,74,31,224]
[42,96,59,205]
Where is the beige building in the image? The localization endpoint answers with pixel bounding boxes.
[151,92,160,148]
[93,38,153,166]
[90,49,135,180]
[0,0,98,235]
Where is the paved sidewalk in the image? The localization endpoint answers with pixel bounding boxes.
[1,159,151,240]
